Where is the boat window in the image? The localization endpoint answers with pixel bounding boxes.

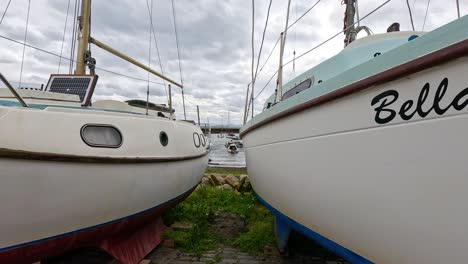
[81,124,122,148]
[282,78,313,100]
[193,132,201,148]
[159,131,169,146]
[200,134,206,147]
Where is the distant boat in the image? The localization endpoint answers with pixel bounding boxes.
[0,1,208,263]
[242,2,468,264]
[227,143,239,154]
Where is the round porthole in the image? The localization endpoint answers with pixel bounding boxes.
[200,134,206,147]
[159,131,169,147]
[193,132,201,147]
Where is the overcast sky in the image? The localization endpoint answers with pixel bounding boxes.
[0,0,466,125]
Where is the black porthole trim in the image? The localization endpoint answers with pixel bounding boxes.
[159,131,169,147]
[193,132,201,148]
[374,52,381,57]
[200,134,206,147]
[80,124,123,148]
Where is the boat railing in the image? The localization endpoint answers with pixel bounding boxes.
[0,73,29,107]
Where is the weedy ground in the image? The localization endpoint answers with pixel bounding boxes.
[163,179,275,257]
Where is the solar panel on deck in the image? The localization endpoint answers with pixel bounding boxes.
[48,77,91,101]
[45,75,98,106]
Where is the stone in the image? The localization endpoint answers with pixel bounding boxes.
[200,177,211,186]
[243,179,252,191]
[218,184,233,190]
[209,174,222,186]
[171,222,193,230]
[224,175,240,189]
[237,174,248,191]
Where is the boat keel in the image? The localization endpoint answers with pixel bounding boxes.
[274,215,291,253]
[99,217,166,264]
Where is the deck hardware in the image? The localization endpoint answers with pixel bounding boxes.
[0,73,29,107]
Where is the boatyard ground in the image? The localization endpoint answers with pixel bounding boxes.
[148,167,348,264]
[46,167,347,264]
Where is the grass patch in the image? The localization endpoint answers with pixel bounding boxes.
[205,166,247,175]
[163,185,275,256]
[231,205,275,254]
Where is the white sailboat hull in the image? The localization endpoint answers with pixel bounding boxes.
[242,56,468,263]
[0,103,209,263]
[0,155,207,250]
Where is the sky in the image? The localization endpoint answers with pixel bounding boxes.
[0,0,466,126]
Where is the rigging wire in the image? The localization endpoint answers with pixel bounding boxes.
[146,0,153,115]
[253,0,273,83]
[18,0,31,89]
[422,0,431,30]
[250,0,255,117]
[0,33,166,86]
[287,0,322,30]
[256,36,280,78]
[246,0,273,120]
[171,0,187,119]
[58,0,72,73]
[406,0,416,31]
[69,0,79,74]
[284,0,391,66]
[412,0,417,14]
[255,0,392,99]
[145,0,169,102]
[0,0,12,25]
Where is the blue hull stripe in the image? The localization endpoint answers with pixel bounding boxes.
[255,193,374,264]
[0,187,194,253]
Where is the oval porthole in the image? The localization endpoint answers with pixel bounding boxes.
[408,35,419,41]
[159,131,169,147]
[81,124,122,148]
[200,134,206,147]
[193,132,201,148]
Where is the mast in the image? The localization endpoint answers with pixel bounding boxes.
[275,32,285,103]
[76,0,91,74]
[74,0,183,89]
[275,0,292,103]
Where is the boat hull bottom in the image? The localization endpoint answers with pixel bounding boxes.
[256,194,372,264]
[0,187,194,264]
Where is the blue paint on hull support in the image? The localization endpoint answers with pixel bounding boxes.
[274,215,291,252]
[255,194,374,264]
